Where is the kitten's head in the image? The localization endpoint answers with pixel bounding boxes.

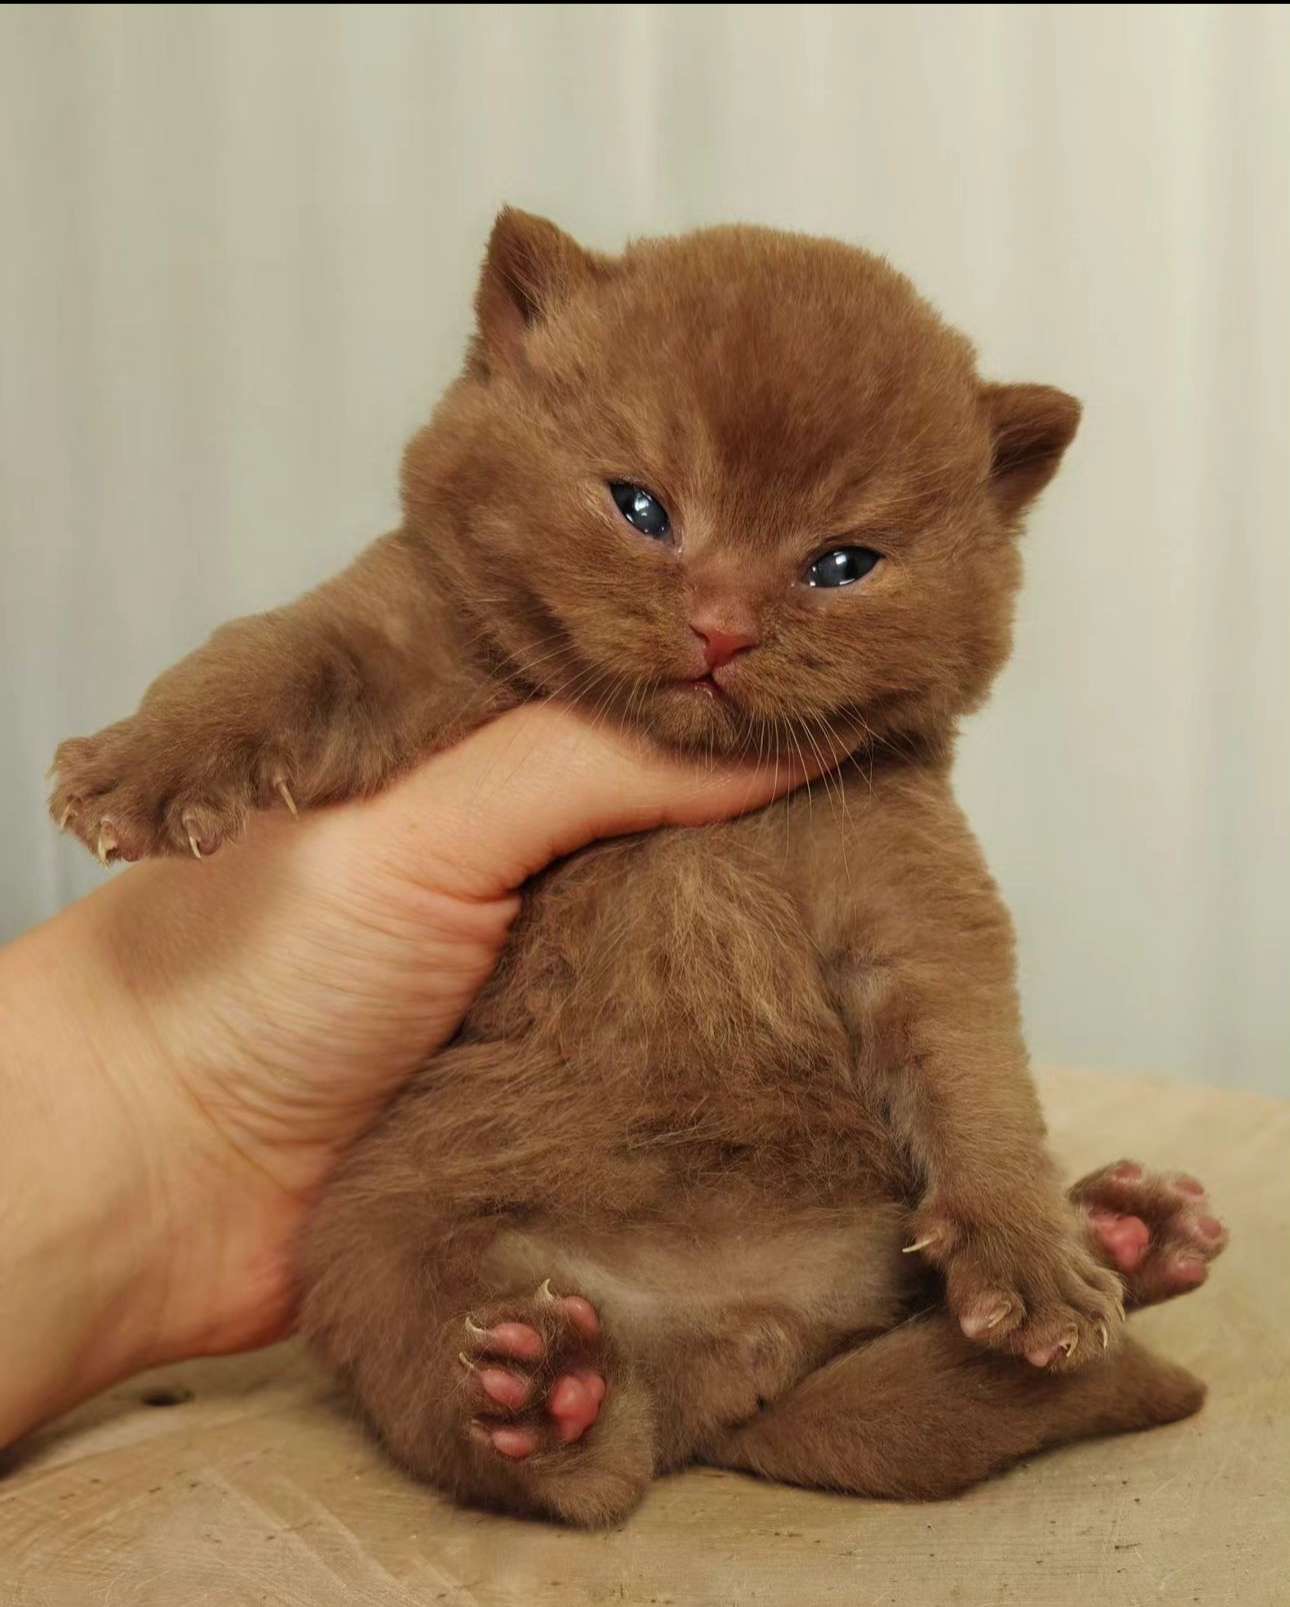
[403,210,1080,761]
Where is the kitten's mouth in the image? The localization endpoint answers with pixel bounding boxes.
[678,673,725,701]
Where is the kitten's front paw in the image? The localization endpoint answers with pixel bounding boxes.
[50,716,299,864]
[458,1281,607,1460]
[907,1205,1125,1371]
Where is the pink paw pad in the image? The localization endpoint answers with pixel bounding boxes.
[1075,1160,1228,1309]
[1168,1254,1209,1285]
[478,1368,532,1410]
[549,1368,608,1444]
[1087,1208,1152,1273]
[473,1321,544,1361]
[487,1425,540,1459]
[460,1284,606,1461]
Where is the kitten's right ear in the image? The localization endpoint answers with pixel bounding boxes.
[472,208,611,374]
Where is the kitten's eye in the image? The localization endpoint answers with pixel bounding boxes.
[804,547,882,588]
[610,482,671,541]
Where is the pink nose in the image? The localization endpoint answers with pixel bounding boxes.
[692,623,758,671]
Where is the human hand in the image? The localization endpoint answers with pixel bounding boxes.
[0,704,813,1442]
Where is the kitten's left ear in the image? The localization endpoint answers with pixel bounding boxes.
[473,207,613,373]
[981,382,1082,521]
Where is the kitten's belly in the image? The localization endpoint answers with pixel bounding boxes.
[486,1198,916,1348]
[468,807,848,1096]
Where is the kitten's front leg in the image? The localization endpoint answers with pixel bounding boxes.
[893,1028,1125,1370]
[839,849,1123,1370]
[50,533,481,862]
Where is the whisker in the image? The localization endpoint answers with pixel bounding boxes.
[801,713,847,855]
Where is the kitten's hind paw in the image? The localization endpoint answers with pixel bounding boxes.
[1072,1159,1227,1308]
[458,1284,607,1460]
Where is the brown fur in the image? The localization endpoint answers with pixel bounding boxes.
[50,213,1211,1525]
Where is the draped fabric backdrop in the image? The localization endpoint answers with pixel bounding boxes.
[2,5,1286,1093]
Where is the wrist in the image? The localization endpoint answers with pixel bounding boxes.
[0,889,290,1443]
[0,902,158,1438]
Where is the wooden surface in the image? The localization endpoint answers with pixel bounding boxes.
[3,1067,1287,1606]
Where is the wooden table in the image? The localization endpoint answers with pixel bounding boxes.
[4,1069,1287,1606]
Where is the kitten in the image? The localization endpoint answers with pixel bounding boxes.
[50,213,1226,1525]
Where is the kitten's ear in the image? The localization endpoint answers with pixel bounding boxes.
[981,382,1082,521]
[473,207,611,373]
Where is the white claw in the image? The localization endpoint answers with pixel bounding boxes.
[187,833,203,861]
[1098,1320,1110,1351]
[96,827,116,867]
[1061,1330,1079,1359]
[59,806,73,831]
[982,1304,1010,1331]
[457,1351,478,1374]
[275,779,298,817]
[535,1278,557,1303]
[902,1235,938,1255]
[464,1316,488,1337]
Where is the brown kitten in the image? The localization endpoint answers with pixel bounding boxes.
[49,214,1226,1525]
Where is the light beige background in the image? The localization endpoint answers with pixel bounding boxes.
[2,4,1286,1094]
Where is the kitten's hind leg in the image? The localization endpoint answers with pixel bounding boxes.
[701,1313,1204,1499]
[306,1210,657,1526]
[301,1045,657,1528]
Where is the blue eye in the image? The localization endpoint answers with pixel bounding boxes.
[610,482,671,540]
[804,547,881,588]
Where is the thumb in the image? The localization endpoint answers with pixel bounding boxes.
[363,702,822,900]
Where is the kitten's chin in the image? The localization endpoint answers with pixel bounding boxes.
[626,678,764,759]
[635,683,874,769]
